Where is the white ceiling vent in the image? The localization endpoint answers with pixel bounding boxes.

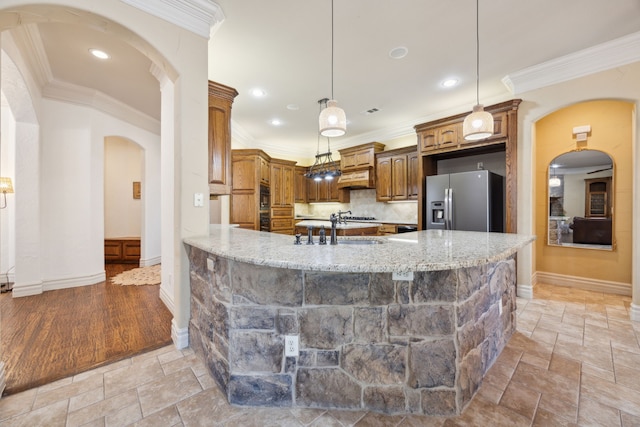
[361,108,380,115]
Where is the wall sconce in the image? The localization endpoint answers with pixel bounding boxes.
[573,124,591,142]
[0,177,14,209]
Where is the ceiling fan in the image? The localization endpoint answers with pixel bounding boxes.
[587,166,613,174]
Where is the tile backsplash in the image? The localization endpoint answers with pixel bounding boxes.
[295,189,418,224]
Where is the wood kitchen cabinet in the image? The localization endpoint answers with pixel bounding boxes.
[375,146,418,202]
[294,166,308,203]
[270,159,296,234]
[414,99,521,232]
[104,238,140,264]
[208,80,238,195]
[337,142,385,188]
[584,177,611,217]
[230,149,271,230]
[306,162,350,203]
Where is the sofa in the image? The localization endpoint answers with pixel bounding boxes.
[570,217,612,245]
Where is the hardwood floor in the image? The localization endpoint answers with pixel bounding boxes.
[0,264,173,396]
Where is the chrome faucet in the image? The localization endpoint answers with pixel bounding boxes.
[337,210,351,225]
[329,213,339,245]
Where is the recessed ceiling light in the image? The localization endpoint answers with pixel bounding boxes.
[442,78,459,88]
[251,88,267,97]
[389,46,408,59]
[89,48,110,59]
[286,104,299,110]
[270,119,282,126]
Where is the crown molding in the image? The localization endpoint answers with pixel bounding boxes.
[8,24,52,87]
[43,79,160,134]
[503,31,640,95]
[119,0,225,39]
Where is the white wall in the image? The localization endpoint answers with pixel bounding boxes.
[0,94,16,284]
[104,136,142,238]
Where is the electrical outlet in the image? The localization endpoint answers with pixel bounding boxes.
[392,271,414,281]
[285,335,299,357]
[194,193,204,207]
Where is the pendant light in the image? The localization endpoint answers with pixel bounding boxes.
[462,0,493,141]
[306,99,342,180]
[549,165,561,187]
[319,0,346,137]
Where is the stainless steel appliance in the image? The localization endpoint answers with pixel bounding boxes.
[425,170,503,232]
[259,185,270,231]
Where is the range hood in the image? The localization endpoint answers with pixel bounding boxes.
[337,169,375,189]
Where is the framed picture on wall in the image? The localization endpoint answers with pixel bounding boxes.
[133,181,141,199]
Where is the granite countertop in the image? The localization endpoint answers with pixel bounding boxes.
[295,220,382,229]
[185,225,535,273]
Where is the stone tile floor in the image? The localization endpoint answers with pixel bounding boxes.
[1,283,639,426]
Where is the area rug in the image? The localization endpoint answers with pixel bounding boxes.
[111,264,161,286]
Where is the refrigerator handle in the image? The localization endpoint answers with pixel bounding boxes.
[444,188,451,230]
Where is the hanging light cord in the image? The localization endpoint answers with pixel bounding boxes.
[330,0,335,100]
[475,0,480,106]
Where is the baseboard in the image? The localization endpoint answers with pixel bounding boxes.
[43,272,106,292]
[535,271,632,296]
[631,303,640,322]
[12,281,44,297]
[159,286,175,316]
[140,256,161,267]
[517,283,534,299]
[0,272,15,284]
[172,319,189,349]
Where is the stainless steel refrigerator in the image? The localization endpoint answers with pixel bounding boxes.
[425,170,504,232]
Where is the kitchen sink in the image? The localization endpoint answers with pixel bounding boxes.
[338,239,381,245]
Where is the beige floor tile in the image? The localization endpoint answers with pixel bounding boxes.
[581,362,615,383]
[475,381,503,404]
[442,395,530,427]
[327,409,367,425]
[161,352,202,376]
[174,386,244,426]
[66,389,139,427]
[353,412,406,427]
[288,408,326,424]
[581,373,640,417]
[0,399,68,427]
[105,402,143,427]
[0,388,38,422]
[307,413,345,426]
[613,347,640,369]
[549,353,581,382]
[538,393,578,423]
[398,414,446,426]
[221,407,303,427]
[68,386,104,412]
[130,405,182,427]
[499,381,540,421]
[510,361,580,406]
[32,370,103,410]
[532,408,578,426]
[137,369,203,417]
[621,411,640,427]
[530,327,558,346]
[520,352,550,370]
[578,397,622,427]
[614,364,640,393]
[103,356,165,398]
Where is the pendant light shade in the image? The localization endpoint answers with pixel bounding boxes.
[463,0,493,141]
[463,104,493,141]
[549,176,561,187]
[319,99,346,137]
[319,0,346,137]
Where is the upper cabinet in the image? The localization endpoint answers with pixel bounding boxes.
[294,166,308,203]
[337,142,385,189]
[376,146,418,202]
[306,161,350,203]
[208,81,238,195]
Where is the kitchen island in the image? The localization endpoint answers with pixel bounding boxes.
[185,226,534,416]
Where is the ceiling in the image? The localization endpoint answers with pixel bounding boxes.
[11,0,640,160]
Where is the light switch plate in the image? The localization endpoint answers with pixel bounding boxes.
[194,193,204,207]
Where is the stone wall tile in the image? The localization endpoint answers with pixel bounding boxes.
[189,270,209,307]
[211,256,232,303]
[363,386,406,414]
[296,368,362,409]
[457,286,492,328]
[370,273,395,305]
[298,351,315,367]
[457,265,487,301]
[421,389,457,416]
[228,375,292,407]
[230,306,276,330]
[397,282,411,304]
[317,351,339,367]
[458,318,485,359]
[342,344,406,385]
[305,272,369,305]
[299,307,353,349]
[354,307,386,343]
[388,305,454,337]
[412,270,457,302]
[229,331,283,373]
[459,348,483,407]
[409,339,456,388]
[276,309,297,334]
[232,262,302,306]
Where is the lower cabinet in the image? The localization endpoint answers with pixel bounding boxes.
[105,238,140,263]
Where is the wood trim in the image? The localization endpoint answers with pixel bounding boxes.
[535,271,631,296]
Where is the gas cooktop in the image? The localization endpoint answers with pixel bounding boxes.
[342,216,376,221]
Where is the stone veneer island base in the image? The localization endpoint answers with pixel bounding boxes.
[185,226,533,416]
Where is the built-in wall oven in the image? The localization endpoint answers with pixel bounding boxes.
[259,185,270,231]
